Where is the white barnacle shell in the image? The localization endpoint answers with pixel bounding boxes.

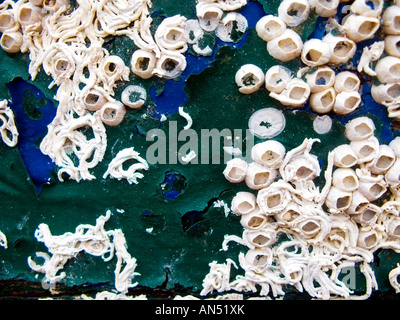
[334,71,360,93]
[99,101,126,126]
[235,64,265,94]
[215,12,248,43]
[350,0,384,17]
[269,78,310,108]
[382,5,400,35]
[256,181,292,215]
[350,136,380,163]
[121,85,147,109]
[217,0,247,11]
[17,3,44,28]
[375,56,400,84]
[240,206,269,230]
[358,179,387,201]
[371,83,400,105]
[351,203,381,226]
[0,30,23,53]
[243,248,273,271]
[310,88,336,114]
[243,228,277,248]
[322,33,356,65]
[154,52,187,79]
[155,14,187,53]
[283,153,321,182]
[389,264,400,293]
[231,191,257,216]
[248,108,286,139]
[184,19,204,44]
[82,88,107,111]
[344,116,375,141]
[385,35,400,58]
[308,0,340,17]
[255,15,286,42]
[43,0,70,12]
[278,0,310,27]
[196,2,223,32]
[325,186,352,213]
[223,157,248,183]
[0,9,17,33]
[333,91,361,115]
[305,66,336,93]
[332,144,358,168]
[357,227,381,251]
[274,202,302,227]
[267,29,303,62]
[244,162,278,190]
[347,190,370,215]
[101,55,130,83]
[341,14,380,43]
[130,49,157,80]
[301,38,331,67]
[389,137,400,158]
[293,214,331,242]
[264,65,293,94]
[366,144,396,175]
[385,158,400,186]
[251,140,286,169]
[332,168,359,192]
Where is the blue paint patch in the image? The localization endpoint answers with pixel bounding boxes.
[7,78,56,194]
[160,171,187,200]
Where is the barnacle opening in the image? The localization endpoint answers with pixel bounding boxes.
[333,41,355,58]
[266,193,282,208]
[336,195,351,209]
[104,62,117,76]
[316,70,333,86]
[389,63,400,78]
[359,145,375,157]
[368,183,385,198]
[296,166,313,179]
[363,233,378,248]
[0,13,13,30]
[343,77,359,91]
[265,20,283,34]
[238,201,255,213]
[387,83,400,99]
[252,254,269,266]
[289,86,306,100]
[19,7,33,23]
[0,34,16,50]
[242,73,257,87]
[228,167,246,180]
[358,20,379,36]
[253,172,271,186]
[161,58,178,72]
[278,37,298,53]
[287,2,307,18]
[248,216,266,229]
[344,96,360,110]
[354,123,373,137]
[361,208,377,222]
[301,221,320,235]
[282,209,299,223]
[305,49,323,64]
[85,93,100,106]
[343,176,358,189]
[251,234,271,246]
[55,59,69,73]
[261,150,280,164]
[320,90,335,107]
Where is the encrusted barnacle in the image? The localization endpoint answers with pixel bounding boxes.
[382,4,400,35]
[305,66,336,93]
[217,0,247,11]
[251,140,286,169]
[366,144,396,175]
[83,88,107,111]
[235,64,265,94]
[240,206,269,230]
[375,56,400,84]
[155,14,187,53]
[121,85,147,109]
[333,144,359,168]
[255,15,286,42]
[301,38,331,67]
[99,101,126,126]
[256,181,292,214]
[215,12,248,43]
[385,35,400,58]
[321,33,356,65]
[350,0,384,18]
[243,228,277,248]
[223,157,248,183]
[345,117,376,141]
[350,136,380,164]
[196,2,223,32]
[332,168,359,192]
[130,49,157,79]
[0,9,17,33]
[0,30,23,53]
[43,0,70,12]
[347,190,370,215]
[333,91,361,115]
[17,3,44,29]
[340,14,380,43]
[154,52,187,79]
[371,83,400,106]
[231,191,257,216]
[293,214,331,243]
[352,203,381,226]
[243,247,273,271]
[100,55,130,84]
[248,108,286,139]
[309,0,340,18]
[278,0,310,27]
[358,179,387,202]
[325,186,352,213]
[184,19,204,44]
[283,153,321,182]
[334,71,360,93]
[264,65,293,94]
[357,227,381,251]
[103,147,149,184]
[274,202,303,227]
[313,115,333,134]
[267,29,303,62]
[310,88,336,114]
[245,162,278,190]
[269,78,310,108]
